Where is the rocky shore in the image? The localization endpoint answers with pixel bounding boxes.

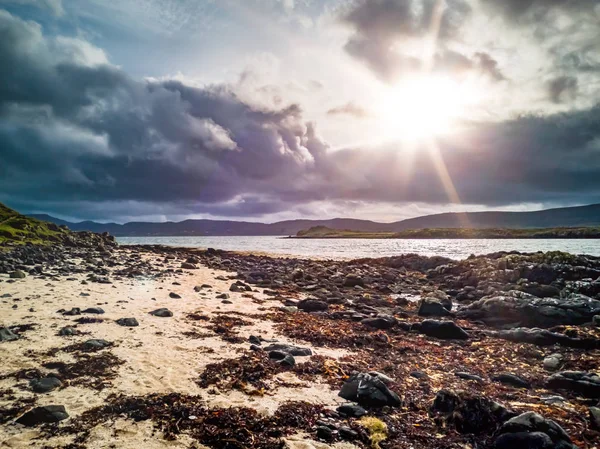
[1,240,599,449]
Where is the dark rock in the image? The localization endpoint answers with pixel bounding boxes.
[62,307,81,316]
[337,404,367,418]
[431,389,514,434]
[339,427,358,440]
[0,326,19,342]
[492,373,531,389]
[361,315,397,329]
[418,299,451,317]
[546,371,600,398]
[30,377,62,393]
[169,292,181,299]
[298,299,329,312]
[413,320,469,340]
[455,372,484,383]
[82,307,104,314]
[249,335,262,345]
[410,370,428,379]
[316,426,333,441]
[494,412,576,449]
[58,326,77,336]
[216,293,230,300]
[494,431,553,449]
[16,405,69,426]
[489,327,600,349]
[149,308,173,317]
[263,343,312,356]
[9,270,26,279]
[83,339,111,350]
[181,262,197,269]
[589,407,600,430]
[344,274,364,287]
[338,372,401,407]
[116,317,139,327]
[457,294,600,328]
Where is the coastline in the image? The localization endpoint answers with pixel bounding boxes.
[1,242,599,448]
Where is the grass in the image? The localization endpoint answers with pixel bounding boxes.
[0,202,69,246]
[295,225,600,239]
[359,416,388,449]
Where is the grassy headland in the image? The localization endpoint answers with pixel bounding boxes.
[0,202,69,245]
[295,225,600,239]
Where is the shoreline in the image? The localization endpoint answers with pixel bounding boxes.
[1,242,599,448]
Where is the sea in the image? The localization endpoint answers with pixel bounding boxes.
[115,236,600,260]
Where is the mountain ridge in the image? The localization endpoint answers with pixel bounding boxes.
[25,203,600,237]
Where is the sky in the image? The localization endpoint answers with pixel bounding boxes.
[1,0,600,223]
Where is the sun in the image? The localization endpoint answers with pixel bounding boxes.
[377,75,481,142]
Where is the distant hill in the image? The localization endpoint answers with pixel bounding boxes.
[26,203,600,237]
[0,203,69,245]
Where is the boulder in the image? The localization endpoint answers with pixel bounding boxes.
[418,299,451,317]
[16,405,69,426]
[181,262,197,269]
[338,372,401,407]
[30,377,62,393]
[413,320,469,340]
[489,328,600,349]
[58,326,77,336]
[82,307,105,314]
[83,339,111,351]
[457,294,600,328]
[169,292,181,299]
[297,299,329,312]
[337,404,367,418]
[361,315,397,329]
[263,343,312,356]
[9,270,26,279]
[492,373,531,389]
[116,317,139,327]
[344,274,364,287]
[543,353,564,372]
[546,371,600,398]
[590,407,600,430]
[494,412,577,449]
[149,308,173,317]
[62,307,81,316]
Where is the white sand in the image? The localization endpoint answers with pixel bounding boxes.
[0,248,356,448]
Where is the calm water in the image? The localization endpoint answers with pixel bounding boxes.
[116,236,600,260]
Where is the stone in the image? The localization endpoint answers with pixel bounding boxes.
[337,404,367,418]
[16,405,69,426]
[589,407,600,430]
[344,274,364,287]
[297,299,329,312]
[30,377,62,393]
[9,270,26,279]
[413,320,469,340]
[492,373,531,389]
[494,412,576,449]
[546,371,600,398]
[216,293,230,299]
[181,262,197,269]
[116,317,139,327]
[58,326,77,336]
[316,426,333,441]
[361,315,397,329]
[149,308,173,317]
[83,339,111,350]
[338,427,358,440]
[490,328,600,349]
[169,292,181,299]
[0,326,19,342]
[457,294,600,328]
[263,343,312,356]
[410,370,428,379]
[418,299,451,317]
[455,372,485,383]
[62,307,81,316]
[82,307,104,314]
[248,335,261,345]
[543,353,564,371]
[338,372,401,407]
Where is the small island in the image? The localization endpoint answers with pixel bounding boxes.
[294,225,600,239]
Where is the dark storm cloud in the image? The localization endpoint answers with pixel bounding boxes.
[2,9,600,220]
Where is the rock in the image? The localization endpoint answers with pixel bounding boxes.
[338,372,401,407]
[418,298,451,317]
[344,274,364,287]
[455,372,484,383]
[431,389,514,434]
[83,339,111,350]
[410,370,428,379]
[494,412,577,449]
[361,315,397,329]
[543,353,564,371]
[181,262,197,269]
[58,326,77,336]
[0,326,19,342]
[149,308,173,317]
[169,292,181,299]
[249,335,261,345]
[279,306,298,313]
[30,377,62,393]
[82,307,104,314]
[457,294,600,328]
[546,371,600,398]
[297,299,329,312]
[338,427,358,440]
[116,317,139,327]
[594,315,600,327]
[492,373,531,389]
[489,328,600,349]
[589,407,600,430]
[62,307,81,316]
[413,320,469,340]
[216,293,230,299]
[9,270,26,279]
[316,426,333,441]
[16,405,69,426]
[337,404,367,418]
[263,343,312,356]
